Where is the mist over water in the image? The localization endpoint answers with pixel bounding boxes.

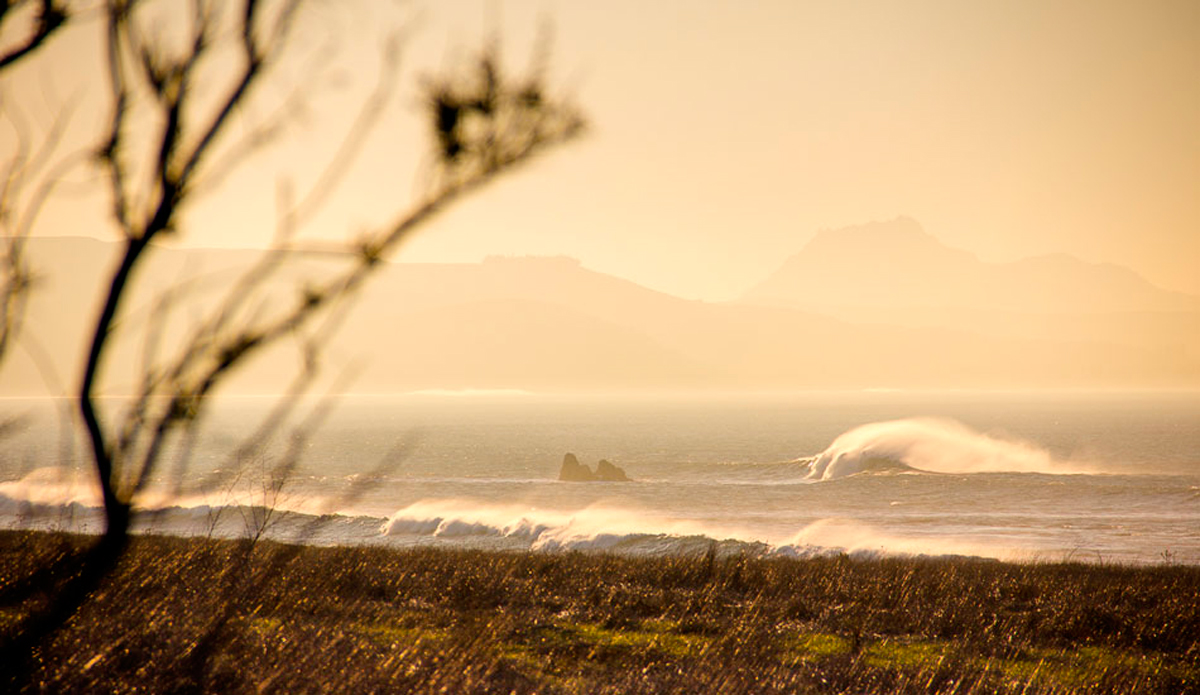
[2,391,1198,564]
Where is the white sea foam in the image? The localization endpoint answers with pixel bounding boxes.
[0,466,343,520]
[0,467,100,509]
[380,499,746,551]
[772,518,1028,561]
[798,417,1090,480]
[377,499,1030,561]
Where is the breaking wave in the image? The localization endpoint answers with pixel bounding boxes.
[774,518,1022,561]
[796,417,1090,480]
[378,500,1022,561]
[379,500,738,552]
[0,466,347,524]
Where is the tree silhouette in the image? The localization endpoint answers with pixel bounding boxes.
[0,0,583,685]
[0,0,69,72]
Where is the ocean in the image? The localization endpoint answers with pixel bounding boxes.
[2,391,1198,565]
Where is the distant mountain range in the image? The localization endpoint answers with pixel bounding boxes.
[1,229,1197,396]
[745,217,1199,314]
[740,218,1200,372]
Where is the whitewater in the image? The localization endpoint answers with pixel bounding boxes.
[2,391,1198,564]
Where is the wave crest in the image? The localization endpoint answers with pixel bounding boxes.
[377,500,1024,560]
[798,417,1076,480]
[380,500,735,552]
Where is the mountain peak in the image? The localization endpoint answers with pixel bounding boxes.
[744,218,978,309]
[807,216,927,247]
[799,217,976,266]
[745,219,1195,313]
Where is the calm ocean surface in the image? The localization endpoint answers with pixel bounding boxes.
[3,391,1198,564]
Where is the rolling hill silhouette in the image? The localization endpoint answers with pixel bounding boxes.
[744,217,1199,314]
[2,234,1196,395]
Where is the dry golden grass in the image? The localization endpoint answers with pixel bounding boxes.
[1,530,1196,693]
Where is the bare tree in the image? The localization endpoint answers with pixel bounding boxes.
[0,0,582,684]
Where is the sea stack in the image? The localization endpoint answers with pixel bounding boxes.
[558,454,632,482]
[594,459,631,482]
[558,453,595,481]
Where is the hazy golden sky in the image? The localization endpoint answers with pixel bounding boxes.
[5,0,1199,301]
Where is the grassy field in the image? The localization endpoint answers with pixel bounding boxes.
[1,530,1197,693]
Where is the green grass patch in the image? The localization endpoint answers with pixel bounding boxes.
[783,631,853,663]
[863,638,950,670]
[356,621,449,649]
[563,619,707,658]
[985,645,1199,690]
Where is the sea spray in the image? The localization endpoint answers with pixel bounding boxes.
[0,465,347,522]
[773,517,1027,561]
[0,466,101,509]
[379,500,739,551]
[376,500,1027,560]
[798,417,1087,480]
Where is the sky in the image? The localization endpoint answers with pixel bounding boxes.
[4,0,1199,302]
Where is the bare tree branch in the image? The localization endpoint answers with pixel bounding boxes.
[0,1,585,686]
[0,0,69,71]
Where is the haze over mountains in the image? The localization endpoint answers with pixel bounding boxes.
[3,223,1197,396]
[746,217,1198,314]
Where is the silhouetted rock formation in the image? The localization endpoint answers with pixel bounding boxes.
[559,453,594,481]
[558,453,631,482]
[595,459,631,482]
